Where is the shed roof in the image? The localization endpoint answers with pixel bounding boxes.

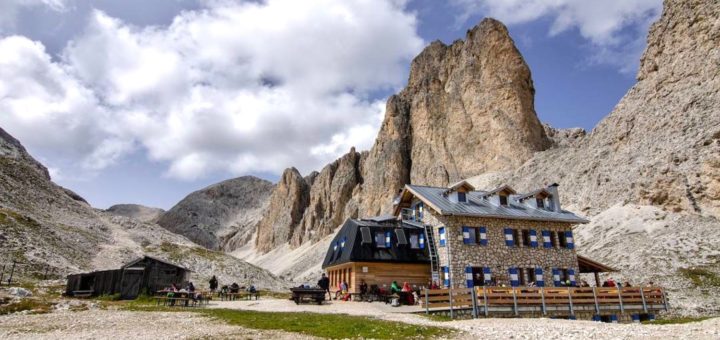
[321,219,429,269]
[577,255,617,273]
[400,185,589,224]
[122,256,191,272]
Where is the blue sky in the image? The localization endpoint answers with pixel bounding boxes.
[0,0,661,209]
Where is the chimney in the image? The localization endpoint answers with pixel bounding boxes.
[547,183,561,212]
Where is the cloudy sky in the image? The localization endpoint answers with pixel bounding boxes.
[0,0,662,209]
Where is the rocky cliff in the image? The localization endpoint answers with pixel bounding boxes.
[252,18,549,253]
[158,176,274,250]
[464,0,720,315]
[361,19,550,215]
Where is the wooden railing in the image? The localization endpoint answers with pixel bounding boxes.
[422,286,667,318]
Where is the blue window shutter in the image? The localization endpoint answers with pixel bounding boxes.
[504,228,514,247]
[439,227,446,247]
[442,266,450,287]
[419,233,425,249]
[568,269,576,286]
[385,231,391,246]
[462,226,471,244]
[542,230,552,248]
[479,226,488,246]
[552,268,561,286]
[535,267,544,287]
[509,267,519,287]
[483,267,492,285]
[465,266,473,288]
[529,229,538,248]
[565,231,574,249]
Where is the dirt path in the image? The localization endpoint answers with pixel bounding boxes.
[0,310,314,340]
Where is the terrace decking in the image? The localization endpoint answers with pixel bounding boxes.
[421,287,667,322]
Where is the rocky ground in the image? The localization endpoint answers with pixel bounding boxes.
[2,298,715,340]
[0,310,314,340]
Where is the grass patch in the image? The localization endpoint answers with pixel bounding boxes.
[200,309,449,339]
[646,316,715,325]
[0,298,53,315]
[679,267,720,288]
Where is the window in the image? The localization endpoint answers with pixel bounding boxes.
[521,229,531,247]
[409,232,420,249]
[550,231,558,248]
[463,226,487,246]
[439,227,446,247]
[499,195,508,206]
[536,198,544,209]
[525,268,536,284]
[457,191,467,203]
[375,232,388,248]
[512,229,521,247]
[557,231,567,248]
[414,202,424,222]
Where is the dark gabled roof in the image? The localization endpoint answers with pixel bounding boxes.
[321,219,429,269]
[402,185,589,224]
[122,256,190,272]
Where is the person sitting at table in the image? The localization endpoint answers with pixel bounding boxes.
[187,281,196,293]
[334,281,348,300]
[230,282,240,293]
[430,281,440,290]
[209,276,218,292]
[359,280,368,299]
[391,281,401,294]
[401,282,412,293]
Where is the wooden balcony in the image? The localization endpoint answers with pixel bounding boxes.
[420,286,668,322]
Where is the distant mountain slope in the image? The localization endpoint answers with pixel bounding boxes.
[0,126,285,288]
[158,176,274,250]
[106,204,165,223]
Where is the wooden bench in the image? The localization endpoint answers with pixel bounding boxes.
[290,288,326,305]
[154,296,198,307]
[72,290,94,298]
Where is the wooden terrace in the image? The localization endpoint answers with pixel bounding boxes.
[421,286,667,322]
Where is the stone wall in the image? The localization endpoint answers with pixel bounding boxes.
[423,210,578,288]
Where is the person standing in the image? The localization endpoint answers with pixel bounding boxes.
[318,273,331,300]
[209,275,218,292]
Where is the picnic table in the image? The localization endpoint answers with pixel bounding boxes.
[154,290,210,307]
[290,287,326,305]
[219,291,259,301]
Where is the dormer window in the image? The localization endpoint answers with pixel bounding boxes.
[499,195,508,206]
[458,192,466,203]
[536,198,544,209]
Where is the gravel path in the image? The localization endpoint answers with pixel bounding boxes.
[0,310,314,340]
[212,298,720,339]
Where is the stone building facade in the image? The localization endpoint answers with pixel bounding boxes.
[425,212,578,288]
[394,181,588,289]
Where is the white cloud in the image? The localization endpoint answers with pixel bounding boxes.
[0,0,423,180]
[452,0,662,73]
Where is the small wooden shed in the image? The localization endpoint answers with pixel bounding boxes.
[66,256,190,299]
